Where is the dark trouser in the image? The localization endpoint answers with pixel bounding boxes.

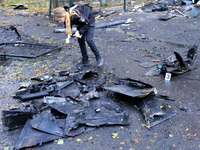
[78,26,101,62]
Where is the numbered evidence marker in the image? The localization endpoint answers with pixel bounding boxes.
[165,73,172,81]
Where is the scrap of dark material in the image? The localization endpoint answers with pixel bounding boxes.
[158,14,176,21]
[9,26,22,41]
[64,112,129,136]
[145,66,162,76]
[63,96,129,135]
[2,109,36,130]
[30,113,66,137]
[14,79,59,101]
[186,45,198,66]
[99,11,117,17]
[104,78,155,98]
[140,2,168,12]
[67,126,95,137]
[20,91,51,101]
[136,94,176,127]
[0,42,62,59]
[47,101,85,116]
[95,20,126,29]
[13,4,28,9]
[77,69,99,80]
[162,45,198,75]
[145,45,198,76]
[14,119,61,150]
[56,82,81,99]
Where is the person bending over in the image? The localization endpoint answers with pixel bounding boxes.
[54,4,104,67]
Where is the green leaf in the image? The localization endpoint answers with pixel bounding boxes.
[112,132,119,138]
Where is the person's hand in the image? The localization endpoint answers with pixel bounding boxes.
[73,31,82,38]
[66,35,71,43]
[66,37,70,43]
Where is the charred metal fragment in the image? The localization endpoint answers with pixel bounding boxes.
[20,91,51,101]
[47,101,85,115]
[58,80,74,90]
[2,108,36,130]
[158,14,176,21]
[59,70,70,76]
[145,66,162,76]
[77,69,98,80]
[64,111,129,136]
[146,45,198,76]
[95,20,126,29]
[140,2,168,12]
[161,45,198,75]
[0,42,62,59]
[136,94,176,128]
[67,126,96,137]
[56,82,81,99]
[104,78,155,98]
[9,26,22,41]
[79,88,99,107]
[14,79,59,101]
[30,113,66,137]
[64,97,129,135]
[13,4,28,9]
[14,119,60,150]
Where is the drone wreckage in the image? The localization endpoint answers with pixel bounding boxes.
[2,67,177,149]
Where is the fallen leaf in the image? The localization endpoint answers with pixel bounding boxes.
[133,138,141,143]
[76,138,82,142]
[154,135,157,138]
[88,137,93,140]
[120,142,125,144]
[112,132,119,138]
[57,139,64,145]
[193,133,197,137]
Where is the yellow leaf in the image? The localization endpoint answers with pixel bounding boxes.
[76,138,81,142]
[88,137,93,140]
[112,132,119,138]
[120,147,123,149]
[133,138,141,143]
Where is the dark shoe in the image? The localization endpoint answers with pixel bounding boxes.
[97,58,104,66]
[76,60,90,67]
